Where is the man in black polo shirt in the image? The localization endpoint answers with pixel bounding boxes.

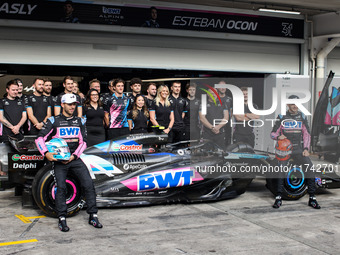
[146,82,157,108]
[43,79,56,116]
[217,80,233,146]
[0,80,27,142]
[168,81,188,143]
[54,76,82,117]
[184,82,200,141]
[26,78,52,135]
[128,78,142,108]
[233,87,259,148]
[199,89,229,149]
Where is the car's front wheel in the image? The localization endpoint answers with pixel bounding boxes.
[32,164,84,217]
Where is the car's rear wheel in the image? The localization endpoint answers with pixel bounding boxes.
[266,163,307,200]
[32,164,84,217]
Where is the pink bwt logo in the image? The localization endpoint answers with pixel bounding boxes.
[121,167,204,192]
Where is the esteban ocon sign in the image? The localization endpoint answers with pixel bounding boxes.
[0,1,304,39]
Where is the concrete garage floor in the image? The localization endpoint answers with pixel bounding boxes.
[0,178,340,255]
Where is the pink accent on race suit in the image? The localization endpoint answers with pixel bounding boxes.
[302,124,311,149]
[0,123,2,136]
[271,125,282,140]
[74,142,87,158]
[51,180,77,204]
[35,128,54,155]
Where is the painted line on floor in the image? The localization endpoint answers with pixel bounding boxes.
[15,214,46,223]
[0,239,38,247]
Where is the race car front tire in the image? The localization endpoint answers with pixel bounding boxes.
[32,164,84,218]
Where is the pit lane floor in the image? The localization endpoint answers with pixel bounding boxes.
[1,178,340,255]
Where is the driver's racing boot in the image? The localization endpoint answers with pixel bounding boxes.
[89,214,103,228]
[58,216,70,232]
[308,197,321,209]
[272,196,282,209]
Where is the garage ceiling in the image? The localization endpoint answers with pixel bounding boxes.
[156,0,340,16]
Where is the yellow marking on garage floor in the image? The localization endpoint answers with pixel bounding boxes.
[0,239,38,246]
[15,214,46,223]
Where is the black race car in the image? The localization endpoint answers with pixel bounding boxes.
[1,132,339,218]
[32,133,268,217]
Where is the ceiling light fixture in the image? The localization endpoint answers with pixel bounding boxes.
[258,8,301,15]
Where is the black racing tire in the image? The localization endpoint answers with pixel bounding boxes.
[266,163,307,200]
[32,164,84,218]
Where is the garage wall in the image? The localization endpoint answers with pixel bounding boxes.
[0,21,301,74]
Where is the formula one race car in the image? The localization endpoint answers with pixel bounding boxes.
[1,131,339,217]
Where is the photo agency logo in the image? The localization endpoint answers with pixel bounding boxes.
[199,83,311,128]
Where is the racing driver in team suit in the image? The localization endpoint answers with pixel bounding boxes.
[36,94,103,232]
[271,95,320,209]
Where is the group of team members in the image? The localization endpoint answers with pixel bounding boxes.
[0,76,260,149]
[0,76,320,232]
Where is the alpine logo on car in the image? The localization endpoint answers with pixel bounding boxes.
[81,154,123,179]
[121,167,204,192]
[12,154,44,161]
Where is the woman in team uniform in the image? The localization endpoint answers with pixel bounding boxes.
[149,85,174,134]
[83,89,105,146]
[128,95,149,134]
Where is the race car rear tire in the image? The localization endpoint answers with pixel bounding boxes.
[266,164,307,200]
[32,164,84,218]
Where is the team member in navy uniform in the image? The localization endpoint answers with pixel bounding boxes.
[36,94,102,232]
[83,89,105,146]
[150,85,174,135]
[233,87,259,148]
[0,80,27,142]
[271,95,320,209]
[199,89,229,150]
[55,76,82,117]
[26,78,52,135]
[168,81,188,143]
[128,95,149,134]
[184,82,200,141]
[104,79,130,140]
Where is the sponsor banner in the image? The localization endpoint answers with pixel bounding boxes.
[0,1,303,39]
[9,152,45,170]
